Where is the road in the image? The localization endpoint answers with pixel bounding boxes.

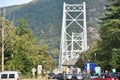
[22,79,57,80]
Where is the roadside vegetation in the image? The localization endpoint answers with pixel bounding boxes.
[76,0,120,72]
[0,18,56,77]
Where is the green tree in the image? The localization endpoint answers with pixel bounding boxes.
[0,18,36,74]
[97,0,120,71]
[0,18,56,77]
[110,49,120,70]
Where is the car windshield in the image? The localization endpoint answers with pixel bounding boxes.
[94,74,99,76]
[48,73,55,76]
[72,68,78,74]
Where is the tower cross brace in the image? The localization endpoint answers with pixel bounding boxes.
[59,2,87,69]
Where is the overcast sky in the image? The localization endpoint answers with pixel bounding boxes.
[0,0,33,7]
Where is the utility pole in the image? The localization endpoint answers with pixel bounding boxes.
[1,8,6,71]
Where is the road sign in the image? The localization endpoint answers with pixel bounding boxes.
[87,63,90,73]
[37,65,42,74]
[84,63,97,72]
[31,68,36,76]
[95,66,101,74]
[112,69,116,73]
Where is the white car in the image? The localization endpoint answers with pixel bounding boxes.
[0,71,22,80]
[65,73,84,80]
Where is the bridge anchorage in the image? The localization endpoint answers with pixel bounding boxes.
[59,2,88,69]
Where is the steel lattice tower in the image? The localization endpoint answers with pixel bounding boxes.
[59,2,87,69]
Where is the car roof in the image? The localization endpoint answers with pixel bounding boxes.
[0,71,21,74]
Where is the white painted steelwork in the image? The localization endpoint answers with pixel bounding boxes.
[59,2,87,69]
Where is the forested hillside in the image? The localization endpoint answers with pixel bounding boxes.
[0,0,108,56]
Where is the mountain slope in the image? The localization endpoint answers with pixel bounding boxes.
[2,0,108,52]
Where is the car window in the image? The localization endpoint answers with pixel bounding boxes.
[1,74,7,79]
[94,74,99,76]
[9,74,15,78]
[73,68,77,74]
[105,75,110,78]
[48,73,54,76]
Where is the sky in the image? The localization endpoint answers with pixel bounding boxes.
[0,0,33,7]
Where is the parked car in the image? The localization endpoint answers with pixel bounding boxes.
[48,72,58,79]
[0,71,22,80]
[57,73,63,80]
[90,74,99,79]
[65,73,84,80]
[91,73,119,80]
[109,73,120,80]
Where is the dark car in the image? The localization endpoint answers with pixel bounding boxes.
[48,72,58,79]
[57,73,63,80]
[110,73,120,80]
[90,74,99,79]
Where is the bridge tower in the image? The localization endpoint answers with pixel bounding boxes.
[59,2,87,69]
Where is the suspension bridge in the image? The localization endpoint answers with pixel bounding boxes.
[59,2,88,69]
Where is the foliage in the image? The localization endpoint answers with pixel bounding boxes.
[0,0,111,73]
[109,49,120,69]
[95,0,120,71]
[76,42,98,70]
[0,0,108,60]
[98,0,120,70]
[0,17,56,77]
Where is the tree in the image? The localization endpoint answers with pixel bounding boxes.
[97,0,120,71]
[0,18,56,77]
[0,18,36,74]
